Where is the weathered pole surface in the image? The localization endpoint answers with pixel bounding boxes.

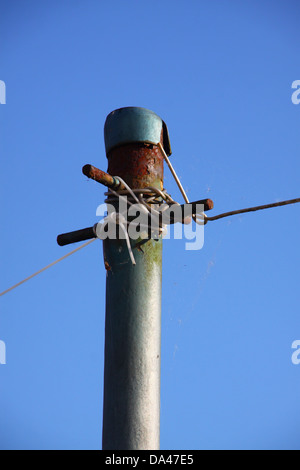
[102,107,170,450]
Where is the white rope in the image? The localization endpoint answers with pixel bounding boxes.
[99,175,177,265]
[95,211,137,265]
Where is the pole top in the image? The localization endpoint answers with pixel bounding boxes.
[104,107,172,157]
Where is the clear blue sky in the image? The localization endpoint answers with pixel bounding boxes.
[1,0,300,450]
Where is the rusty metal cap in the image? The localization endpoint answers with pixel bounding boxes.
[104,107,172,157]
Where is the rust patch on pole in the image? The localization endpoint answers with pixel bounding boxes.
[107,142,164,191]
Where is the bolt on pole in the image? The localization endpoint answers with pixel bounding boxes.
[101,107,171,450]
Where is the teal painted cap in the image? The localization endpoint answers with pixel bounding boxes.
[104,107,171,157]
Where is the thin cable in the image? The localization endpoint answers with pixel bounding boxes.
[205,198,300,223]
[157,143,300,225]
[0,238,96,298]
[157,142,190,204]
[157,143,207,225]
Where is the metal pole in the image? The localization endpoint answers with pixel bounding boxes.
[102,107,171,450]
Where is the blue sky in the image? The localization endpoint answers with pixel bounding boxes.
[0,0,300,450]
